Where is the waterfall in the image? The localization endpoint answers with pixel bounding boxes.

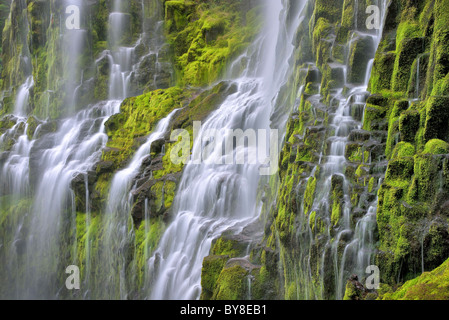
[0,0,163,299]
[63,0,87,113]
[415,56,420,100]
[108,0,135,101]
[331,1,389,299]
[100,108,179,299]
[10,0,34,117]
[14,77,34,116]
[288,0,390,300]
[22,100,120,298]
[0,0,400,301]
[147,0,306,300]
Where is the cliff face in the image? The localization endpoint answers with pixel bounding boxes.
[0,0,262,299]
[369,0,449,286]
[0,0,171,118]
[201,0,449,300]
[0,0,449,300]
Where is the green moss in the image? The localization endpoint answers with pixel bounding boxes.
[212,265,248,300]
[423,97,449,142]
[149,180,177,215]
[303,176,317,215]
[311,0,344,30]
[425,0,449,96]
[331,174,344,226]
[153,81,237,180]
[312,17,332,56]
[200,255,229,300]
[396,21,422,45]
[386,100,410,159]
[211,236,247,258]
[399,110,420,143]
[343,280,363,300]
[331,199,342,226]
[250,265,278,300]
[392,37,425,93]
[391,142,416,158]
[166,0,263,86]
[348,36,374,84]
[103,87,188,168]
[309,211,317,231]
[423,139,449,155]
[362,103,388,131]
[382,258,449,300]
[413,154,442,201]
[384,158,414,188]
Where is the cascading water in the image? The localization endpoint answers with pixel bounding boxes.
[0,0,165,299]
[0,0,397,301]
[100,107,179,299]
[108,0,135,101]
[63,0,88,113]
[9,0,34,117]
[23,100,120,299]
[291,0,389,300]
[147,0,306,300]
[335,0,389,299]
[14,77,34,117]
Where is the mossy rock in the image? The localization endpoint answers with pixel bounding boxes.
[200,255,229,300]
[392,37,425,93]
[369,52,396,93]
[363,103,388,131]
[423,96,449,142]
[381,257,449,300]
[102,87,188,168]
[311,0,344,29]
[384,158,415,188]
[211,235,249,258]
[347,35,375,84]
[166,0,263,86]
[343,275,366,300]
[391,142,415,159]
[399,110,420,143]
[423,139,449,155]
[211,265,248,300]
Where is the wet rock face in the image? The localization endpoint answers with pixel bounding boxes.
[348,35,375,84]
[2,0,449,301]
[368,0,449,287]
[343,274,379,300]
[197,0,449,302]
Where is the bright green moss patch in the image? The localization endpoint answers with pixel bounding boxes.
[423,96,449,143]
[368,177,375,193]
[165,0,263,86]
[103,87,189,168]
[362,103,388,131]
[212,265,248,300]
[200,255,229,300]
[150,180,177,214]
[392,142,416,158]
[303,176,317,215]
[423,139,449,155]
[396,21,422,45]
[381,258,449,300]
[311,0,344,29]
[399,109,420,143]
